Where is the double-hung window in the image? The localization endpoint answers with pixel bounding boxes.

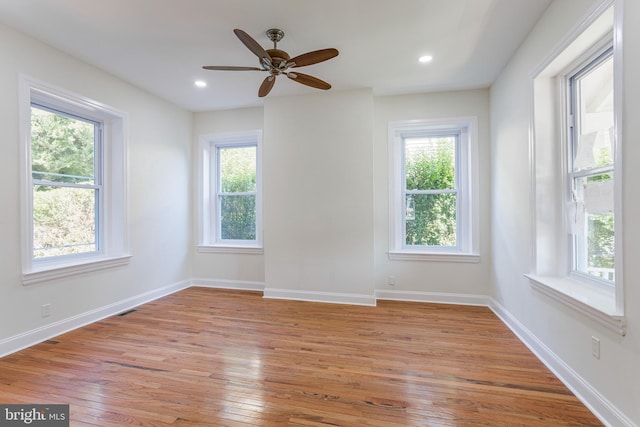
[528,1,624,334]
[30,105,103,259]
[198,131,262,253]
[389,118,479,261]
[20,76,129,284]
[567,48,615,283]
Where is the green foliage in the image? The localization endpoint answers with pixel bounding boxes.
[220,146,256,193]
[33,187,96,258]
[30,107,97,258]
[404,139,457,246]
[219,146,257,240]
[221,196,256,240]
[31,107,95,181]
[588,214,614,269]
[582,174,615,274]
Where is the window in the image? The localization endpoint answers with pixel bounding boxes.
[30,105,102,259]
[388,118,479,262]
[198,131,262,253]
[567,48,615,283]
[528,1,624,334]
[20,76,129,284]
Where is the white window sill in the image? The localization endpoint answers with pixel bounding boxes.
[526,274,626,335]
[197,245,264,255]
[388,251,480,263]
[23,255,132,286]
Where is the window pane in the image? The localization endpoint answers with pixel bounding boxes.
[573,56,614,171]
[573,173,614,281]
[405,137,456,191]
[220,195,256,240]
[31,107,96,184]
[219,146,256,193]
[405,193,456,247]
[33,185,97,258]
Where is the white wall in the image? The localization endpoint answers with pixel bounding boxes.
[263,89,375,303]
[193,89,493,303]
[0,23,192,344]
[373,90,491,296]
[491,0,639,424]
[191,107,265,285]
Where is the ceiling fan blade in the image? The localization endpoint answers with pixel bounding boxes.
[286,72,331,90]
[289,48,339,68]
[203,66,264,71]
[234,29,271,63]
[259,76,276,97]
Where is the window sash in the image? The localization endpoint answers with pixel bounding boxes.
[29,104,104,262]
[400,134,460,249]
[567,46,615,284]
[213,143,258,244]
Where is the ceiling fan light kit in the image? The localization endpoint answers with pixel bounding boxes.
[203,28,339,97]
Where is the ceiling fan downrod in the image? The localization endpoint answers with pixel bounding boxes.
[266,28,285,49]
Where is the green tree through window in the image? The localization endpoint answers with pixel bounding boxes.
[404,137,457,247]
[218,145,257,241]
[30,106,99,258]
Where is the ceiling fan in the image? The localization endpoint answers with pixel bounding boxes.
[203,28,339,97]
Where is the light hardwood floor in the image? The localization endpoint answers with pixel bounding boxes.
[0,288,602,426]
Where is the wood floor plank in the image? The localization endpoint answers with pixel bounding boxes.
[0,288,602,426]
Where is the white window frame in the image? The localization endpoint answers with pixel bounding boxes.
[527,0,625,335]
[567,46,615,285]
[19,76,130,285]
[197,131,263,254]
[388,117,479,262]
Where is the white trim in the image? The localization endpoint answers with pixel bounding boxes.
[388,251,480,263]
[611,0,624,314]
[0,279,190,358]
[388,116,479,258]
[263,288,376,306]
[528,0,624,322]
[191,278,265,291]
[19,75,129,281]
[197,130,263,249]
[23,255,132,286]
[197,245,264,255]
[489,298,635,427]
[526,274,626,335]
[375,290,489,306]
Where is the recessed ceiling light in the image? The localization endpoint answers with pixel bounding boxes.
[418,55,433,64]
[194,80,207,88]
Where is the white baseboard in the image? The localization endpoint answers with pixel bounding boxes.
[489,298,635,427]
[263,288,376,306]
[376,289,491,306]
[0,279,191,358]
[191,278,265,291]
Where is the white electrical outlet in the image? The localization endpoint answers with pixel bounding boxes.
[388,275,395,286]
[41,303,52,318]
[591,336,600,359]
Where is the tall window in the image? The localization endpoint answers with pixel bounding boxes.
[403,134,457,247]
[198,131,262,252]
[217,144,257,242]
[20,76,129,284]
[529,1,624,334]
[567,48,615,283]
[389,118,479,261]
[30,105,102,259]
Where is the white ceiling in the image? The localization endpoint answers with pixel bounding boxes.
[0,0,552,112]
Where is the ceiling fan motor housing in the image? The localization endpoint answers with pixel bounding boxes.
[265,49,290,69]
